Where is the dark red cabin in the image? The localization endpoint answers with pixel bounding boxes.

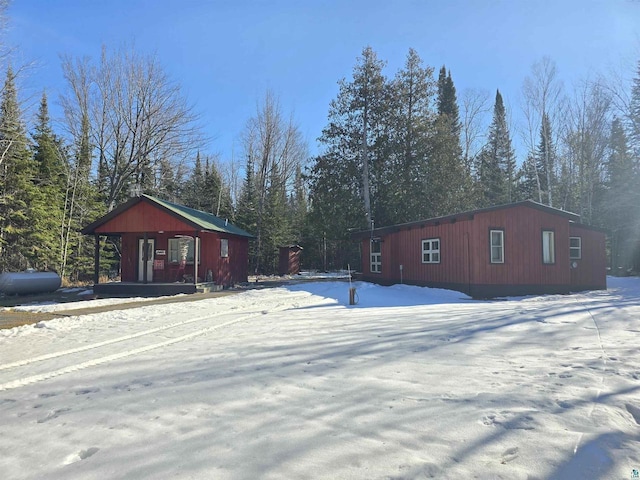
[353,200,606,298]
[81,195,254,296]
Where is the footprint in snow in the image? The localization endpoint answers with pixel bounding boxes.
[625,403,640,425]
[37,408,71,423]
[63,447,99,465]
[501,446,519,464]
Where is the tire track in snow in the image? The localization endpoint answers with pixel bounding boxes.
[0,288,315,391]
[0,290,312,372]
[571,294,608,455]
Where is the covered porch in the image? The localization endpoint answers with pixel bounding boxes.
[81,195,254,298]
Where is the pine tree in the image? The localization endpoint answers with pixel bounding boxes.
[182,151,206,210]
[261,166,290,273]
[0,66,37,271]
[604,117,639,274]
[288,164,307,244]
[437,66,461,135]
[515,154,539,201]
[378,48,436,224]
[476,90,516,206]
[319,46,387,228]
[305,153,364,271]
[429,66,473,215]
[235,154,258,271]
[29,92,67,270]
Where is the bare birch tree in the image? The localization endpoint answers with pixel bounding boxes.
[461,88,490,173]
[561,79,611,221]
[61,46,203,211]
[521,57,566,207]
[239,90,307,272]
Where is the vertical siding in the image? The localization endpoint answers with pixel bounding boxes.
[118,231,248,286]
[361,218,473,288]
[95,201,192,233]
[470,205,570,286]
[569,224,607,289]
[358,204,606,296]
[121,234,137,282]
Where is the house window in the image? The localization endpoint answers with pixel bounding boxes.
[221,238,229,258]
[542,230,555,264]
[168,237,200,264]
[370,240,381,273]
[422,238,440,263]
[490,229,504,264]
[569,236,582,260]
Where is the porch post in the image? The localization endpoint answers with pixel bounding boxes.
[194,231,199,285]
[143,232,148,284]
[93,234,100,285]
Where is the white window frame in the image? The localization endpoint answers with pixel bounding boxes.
[542,230,555,264]
[422,238,441,264]
[490,229,504,264]
[168,237,200,265]
[569,236,582,260]
[370,240,381,274]
[220,238,229,258]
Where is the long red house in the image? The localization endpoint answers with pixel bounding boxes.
[353,200,606,298]
[82,194,253,296]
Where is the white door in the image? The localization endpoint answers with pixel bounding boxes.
[138,239,155,282]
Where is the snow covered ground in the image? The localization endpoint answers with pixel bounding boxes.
[1,278,639,479]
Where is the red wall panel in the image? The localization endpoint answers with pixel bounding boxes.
[360,204,605,296]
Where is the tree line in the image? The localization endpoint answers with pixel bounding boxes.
[1,37,639,280]
[306,48,640,275]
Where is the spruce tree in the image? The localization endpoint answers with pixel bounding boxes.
[429,66,473,215]
[289,164,307,245]
[182,151,205,210]
[0,66,37,271]
[476,90,516,206]
[378,48,436,224]
[29,92,67,270]
[319,46,387,229]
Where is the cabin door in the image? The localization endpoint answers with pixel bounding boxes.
[138,238,155,282]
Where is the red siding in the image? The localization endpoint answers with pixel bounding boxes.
[569,224,607,290]
[119,231,248,286]
[278,247,302,275]
[470,205,570,286]
[360,203,606,297]
[95,201,192,233]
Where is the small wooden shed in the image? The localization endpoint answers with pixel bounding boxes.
[81,195,254,296]
[278,245,303,275]
[352,200,606,298]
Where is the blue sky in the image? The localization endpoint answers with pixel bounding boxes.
[6,0,640,165]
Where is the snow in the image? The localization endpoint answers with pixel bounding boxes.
[1,277,640,479]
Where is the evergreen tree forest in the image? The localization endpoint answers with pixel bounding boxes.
[2,37,640,280]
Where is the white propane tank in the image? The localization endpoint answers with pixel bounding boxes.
[0,270,62,295]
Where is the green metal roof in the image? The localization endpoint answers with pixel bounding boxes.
[146,195,254,238]
[81,194,254,238]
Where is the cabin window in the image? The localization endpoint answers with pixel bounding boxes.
[569,236,582,260]
[542,230,555,264]
[221,238,229,258]
[422,238,440,263]
[490,229,504,264]
[168,237,200,264]
[370,240,382,273]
